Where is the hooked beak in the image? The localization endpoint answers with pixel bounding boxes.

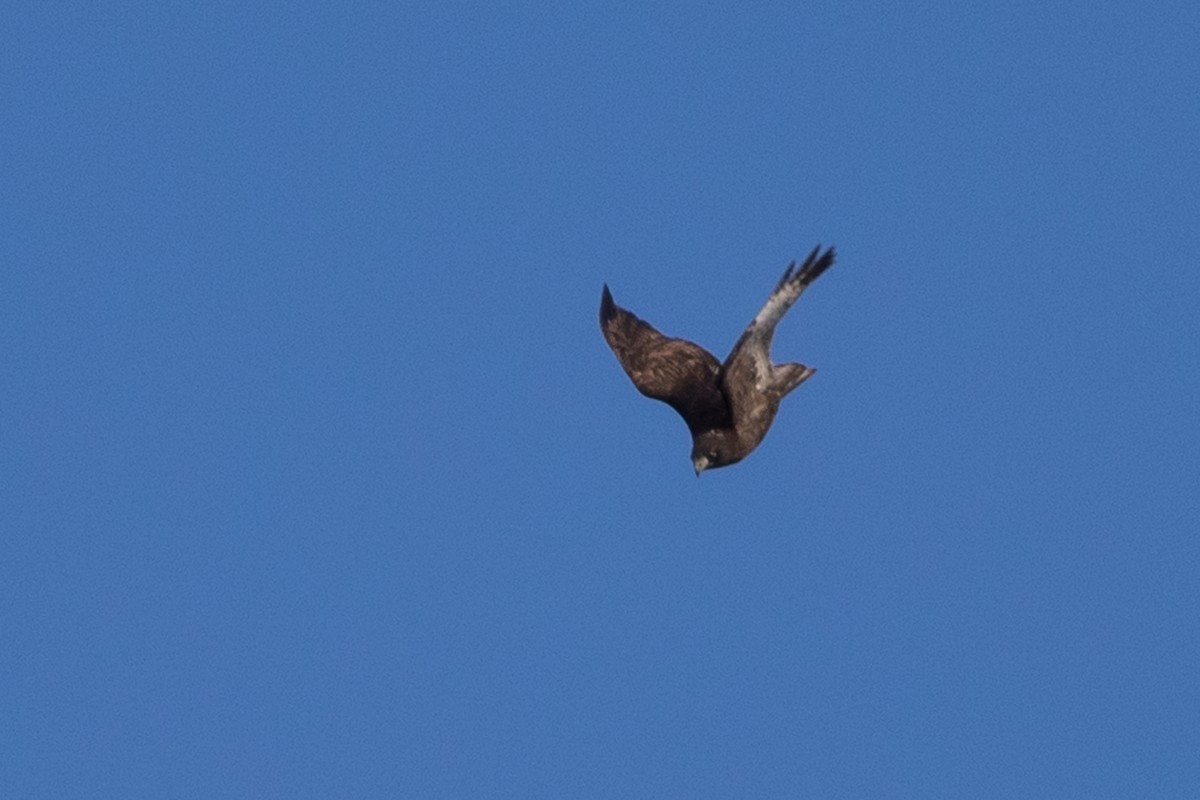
[692,455,709,477]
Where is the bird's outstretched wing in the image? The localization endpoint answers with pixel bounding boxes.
[600,285,732,434]
[748,244,836,335]
[722,245,835,422]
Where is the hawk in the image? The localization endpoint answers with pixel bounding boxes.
[600,245,836,475]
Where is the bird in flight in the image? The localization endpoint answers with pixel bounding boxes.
[600,245,836,475]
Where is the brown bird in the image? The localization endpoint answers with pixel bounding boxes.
[600,245,835,475]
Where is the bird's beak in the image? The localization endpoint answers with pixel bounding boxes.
[692,457,708,477]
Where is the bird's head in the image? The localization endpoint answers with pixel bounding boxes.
[690,431,740,477]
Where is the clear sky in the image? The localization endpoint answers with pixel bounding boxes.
[4,2,1199,797]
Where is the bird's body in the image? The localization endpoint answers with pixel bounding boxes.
[600,245,835,474]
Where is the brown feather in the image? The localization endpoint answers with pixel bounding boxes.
[600,285,731,435]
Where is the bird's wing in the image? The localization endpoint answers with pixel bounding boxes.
[744,245,835,346]
[600,285,731,434]
[722,245,835,415]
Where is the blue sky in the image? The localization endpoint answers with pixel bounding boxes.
[4,2,1199,796]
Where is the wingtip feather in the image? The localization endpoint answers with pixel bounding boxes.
[600,283,616,323]
[797,244,836,286]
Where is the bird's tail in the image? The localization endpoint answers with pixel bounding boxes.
[773,363,816,397]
